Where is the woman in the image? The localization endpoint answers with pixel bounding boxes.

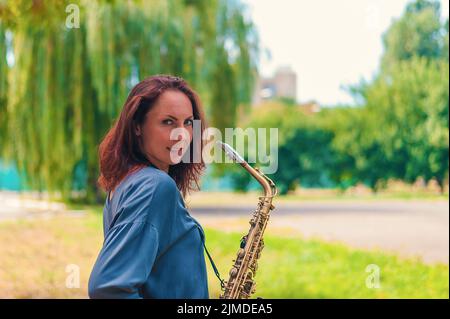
[88,75,221,299]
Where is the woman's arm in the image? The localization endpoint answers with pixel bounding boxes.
[89,170,177,298]
[88,221,159,299]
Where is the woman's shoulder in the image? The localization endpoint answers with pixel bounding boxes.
[139,166,177,191]
[111,166,180,226]
[119,166,178,202]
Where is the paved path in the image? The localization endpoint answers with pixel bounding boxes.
[190,200,449,264]
[0,191,85,221]
[1,191,448,264]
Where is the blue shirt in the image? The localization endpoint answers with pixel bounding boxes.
[88,165,209,299]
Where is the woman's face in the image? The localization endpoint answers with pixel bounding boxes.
[136,89,194,173]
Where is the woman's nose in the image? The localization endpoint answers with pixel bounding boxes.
[171,126,191,141]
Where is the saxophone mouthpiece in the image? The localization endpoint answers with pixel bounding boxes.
[216,141,245,164]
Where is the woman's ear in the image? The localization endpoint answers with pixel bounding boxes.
[132,118,142,136]
[135,125,141,136]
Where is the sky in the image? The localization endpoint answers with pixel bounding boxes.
[244,0,449,106]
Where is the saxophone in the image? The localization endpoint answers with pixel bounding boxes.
[217,141,277,299]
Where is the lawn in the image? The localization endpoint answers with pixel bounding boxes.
[0,207,447,298]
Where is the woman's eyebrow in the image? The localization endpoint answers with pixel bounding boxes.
[165,115,194,120]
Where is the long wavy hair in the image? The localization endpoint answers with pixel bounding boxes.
[97,75,208,198]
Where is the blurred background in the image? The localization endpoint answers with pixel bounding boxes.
[0,0,448,298]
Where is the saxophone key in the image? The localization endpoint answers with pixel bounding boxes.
[229,267,238,277]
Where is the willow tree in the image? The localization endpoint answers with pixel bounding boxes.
[0,0,260,203]
[0,21,7,155]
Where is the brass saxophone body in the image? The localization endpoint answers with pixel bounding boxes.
[217,142,277,299]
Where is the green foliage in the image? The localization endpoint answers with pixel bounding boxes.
[362,57,449,188]
[326,56,450,192]
[227,102,337,194]
[242,55,449,193]
[336,0,449,192]
[444,19,449,62]
[233,0,449,194]
[0,0,259,203]
[0,21,7,156]
[1,0,448,197]
[381,0,446,71]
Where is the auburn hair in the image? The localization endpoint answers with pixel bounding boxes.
[97,75,208,198]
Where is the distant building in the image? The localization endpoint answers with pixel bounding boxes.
[252,66,297,105]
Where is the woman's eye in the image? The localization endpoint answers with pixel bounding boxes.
[163,119,193,126]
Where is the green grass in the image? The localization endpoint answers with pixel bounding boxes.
[206,229,449,298]
[0,208,447,298]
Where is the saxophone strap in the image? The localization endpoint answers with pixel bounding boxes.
[182,195,225,291]
[203,239,226,291]
[196,225,225,291]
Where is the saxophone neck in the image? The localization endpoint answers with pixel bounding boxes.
[216,141,278,198]
[240,162,277,198]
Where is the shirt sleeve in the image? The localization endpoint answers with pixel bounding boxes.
[88,220,159,299]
